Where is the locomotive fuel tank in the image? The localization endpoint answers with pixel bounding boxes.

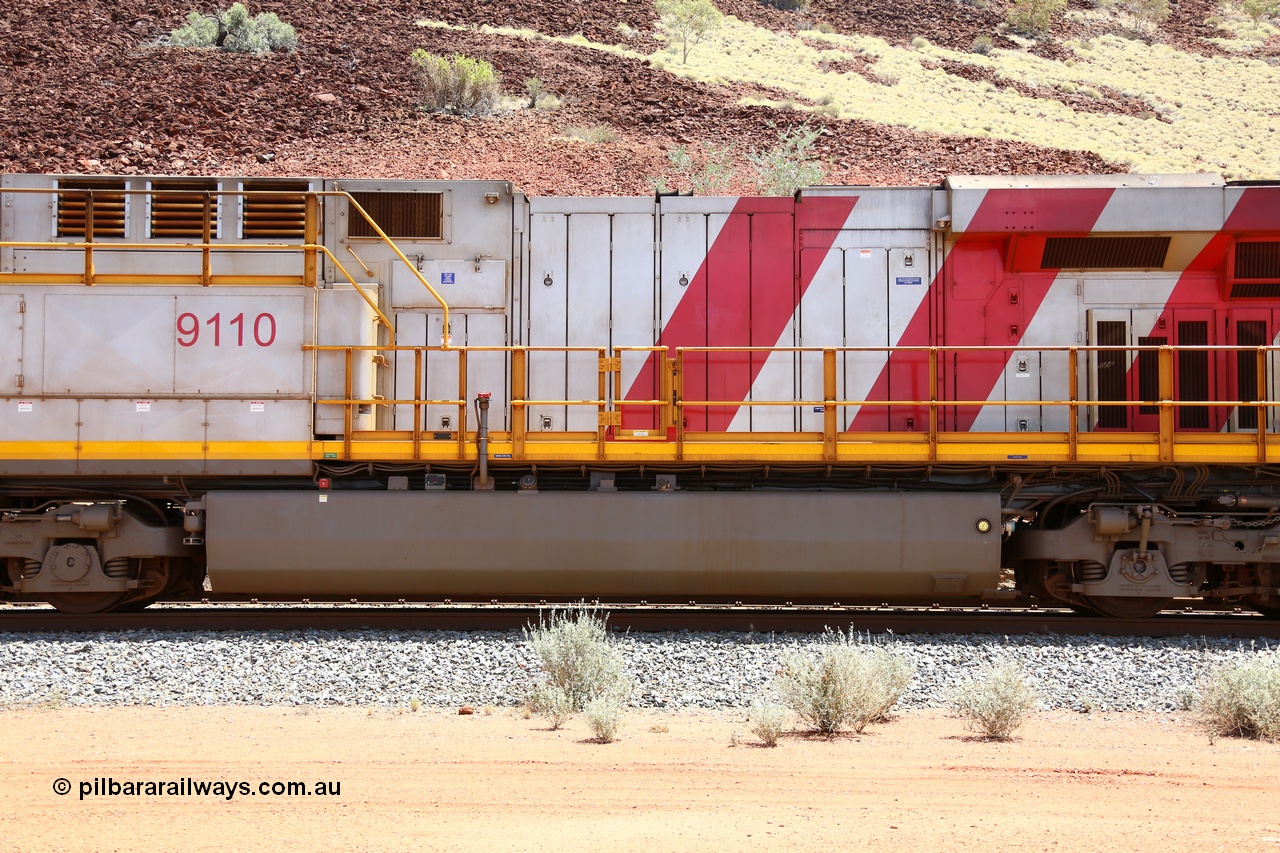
[204,490,1002,601]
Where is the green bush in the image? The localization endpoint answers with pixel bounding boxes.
[524,605,631,719]
[410,50,502,116]
[170,3,297,53]
[774,629,914,735]
[1198,652,1280,741]
[1005,0,1067,38]
[584,693,626,743]
[524,77,546,109]
[650,140,737,194]
[748,699,789,746]
[748,123,827,196]
[972,35,994,55]
[527,683,576,730]
[951,661,1039,740]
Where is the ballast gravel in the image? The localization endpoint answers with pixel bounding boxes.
[0,628,1275,712]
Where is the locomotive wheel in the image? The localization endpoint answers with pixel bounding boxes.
[1082,595,1173,619]
[45,591,131,615]
[1246,595,1280,619]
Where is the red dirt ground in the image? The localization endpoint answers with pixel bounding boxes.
[4,706,1279,852]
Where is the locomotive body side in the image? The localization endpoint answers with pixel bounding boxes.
[3,172,1280,616]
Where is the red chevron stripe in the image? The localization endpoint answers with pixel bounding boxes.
[623,195,858,431]
[849,187,1116,432]
[1122,185,1280,431]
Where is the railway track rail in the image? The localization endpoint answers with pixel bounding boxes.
[0,602,1276,638]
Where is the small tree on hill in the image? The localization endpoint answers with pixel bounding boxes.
[1240,0,1280,24]
[1123,0,1171,37]
[656,0,723,64]
[1004,0,1066,38]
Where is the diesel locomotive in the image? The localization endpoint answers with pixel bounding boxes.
[2,172,1280,617]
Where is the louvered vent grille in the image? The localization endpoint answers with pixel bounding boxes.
[1042,236,1170,269]
[348,192,444,239]
[1230,283,1280,299]
[1177,321,1209,429]
[1096,320,1128,429]
[242,181,309,240]
[1235,242,1280,280]
[1236,320,1267,430]
[57,179,127,238]
[150,180,218,239]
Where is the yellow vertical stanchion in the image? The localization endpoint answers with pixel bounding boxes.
[343,347,353,460]
[83,191,95,286]
[413,348,423,461]
[823,348,837,462]
[675,349,685,461]
[201,191,212,286]
[457,348,468,461]
[597,348,608,460]
[1068,347,1079,462]
[928,347,939,462]
[304,192,319,288]
[1159,345,1175,463]
[1258,347,1269,463]
[512,348,527,461]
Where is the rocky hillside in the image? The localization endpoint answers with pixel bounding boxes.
[0,0,1275,194]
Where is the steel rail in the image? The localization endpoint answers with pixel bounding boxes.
[0,603,1275,638]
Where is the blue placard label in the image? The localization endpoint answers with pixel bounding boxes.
[494,453,513,459]
[441,272,456,285]
[895,276,923,286]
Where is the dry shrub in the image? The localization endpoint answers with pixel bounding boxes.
[951,661,1039,740]
[1198,651,1280,741]
[524,605,631,730]
[410,50,501,116]
[775,629,914,735]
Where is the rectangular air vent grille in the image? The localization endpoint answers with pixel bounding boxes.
[1096,320,1128,429]
[1234,241,1280,280]
[57,179,127,238]
[1237,320,1268,430]
[1230,283,1280,299]
[348,192,443,239]
[242,181,309,240]
[1042,236,1170,270]
[150,180,218,239]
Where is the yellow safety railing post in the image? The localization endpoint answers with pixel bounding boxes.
[304,193,319,288]
[1068,347,1079,462]
[413,348,424,461]
[1158,345,1175,463]
[343,347,354,460]
[456,348,468,461]
[201,191,213,286]
[597,347,609,459]
[675,349,685,460]
[1258,347,1269,463]
[928,347,938,462]
[512,348,527,460]
[823,347,837,462]
[83,191,95,286]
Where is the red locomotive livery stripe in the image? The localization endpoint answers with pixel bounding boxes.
[1122,185,1280,431]
[849,187,1116,432]
[624,195,859,430]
